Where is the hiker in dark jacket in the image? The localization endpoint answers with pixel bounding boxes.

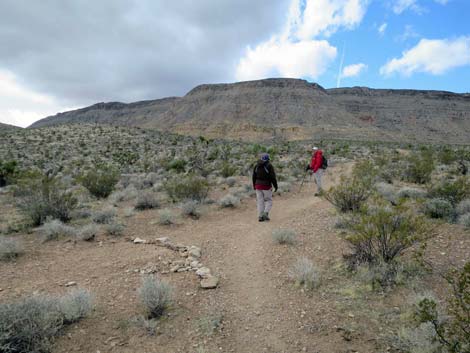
[252,153,278,222]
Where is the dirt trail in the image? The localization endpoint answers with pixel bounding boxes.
[212,194,323,352]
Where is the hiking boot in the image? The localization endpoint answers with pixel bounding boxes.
[258,216,265,222]
[263,212,270,221]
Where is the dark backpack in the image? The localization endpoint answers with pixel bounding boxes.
[321,155,328,169]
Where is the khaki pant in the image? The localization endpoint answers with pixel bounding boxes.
[256,189,272,216]
[313,169,323,191]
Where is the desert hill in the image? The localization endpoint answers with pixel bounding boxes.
[0,122,22,130]
[30,78,470,143]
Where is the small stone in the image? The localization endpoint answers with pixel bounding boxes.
[196,267,211,278]
[133,237,146,244]
[189,246,202,258]
[190,261,200,268]
[170,265,180,272]
[200,276,219,289]
[348,313,355,318]
[156,237,169,243]
[65,281,77,287]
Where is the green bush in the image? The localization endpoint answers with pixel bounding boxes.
[220,162,237,178]
[78,165,119,199]
[0,160,18,187]
[167,159,186,173]
[414,263,470,353]
[135,191,160,210]
[423,198,455,220]
[402,151,435,184]
[428,177,470,206]
[16,175,78,226]
[0,289,92,353]
[345,204,426,267]
[163,175,209,202]
[324,176,372,213]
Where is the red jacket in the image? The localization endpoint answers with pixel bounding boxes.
[310,150,323,173]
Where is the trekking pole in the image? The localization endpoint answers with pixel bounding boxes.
[298,170,308,193]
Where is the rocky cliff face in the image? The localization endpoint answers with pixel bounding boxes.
[30,78,470,143]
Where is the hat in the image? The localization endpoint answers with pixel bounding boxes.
[312,146,318,151]
[260,153,270,161]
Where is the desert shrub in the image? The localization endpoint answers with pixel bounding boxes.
[138,276,172,319]
[158,209,176,225]
[345,204,426,268]
[458,213,470,229]
[105,222,125,236]
[92,208,116,224]
[220,162,237,178]
[394,322,441,353]
[324,176,372,213]
[0,160,18,187]
[272,229,297,245]
[135,191,160,210]
[402,150,435,184]
[16,175,78,226]
[225,177,237,187]
[109,187,137,204]
[40,219,76,242]
[375,182,398,204]
[353,260,423,290]
[167,159,186,173]
[423,198,455,220]
[76,224,99,241]
[0,289,92,353]
[289,258,320,290]
[181,200,202,219]
[70,208,92,220]
[398,187,427,200]
[456,199,470,215]
[219,194,240,208]
[78,165,119,199]
[163,175,210,202]
[413,263,470,353]
[428,177,470,206]
[0,237,23,261]
[56,289,93,325]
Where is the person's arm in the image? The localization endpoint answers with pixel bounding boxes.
[269,165,278,191]
[252,166,257,189]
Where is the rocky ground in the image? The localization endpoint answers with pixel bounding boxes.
[1,162,469,353]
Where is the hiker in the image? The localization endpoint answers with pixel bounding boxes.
[306,146,325,196]
[252,153,278,222]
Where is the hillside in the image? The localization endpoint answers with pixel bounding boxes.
[30,78,470,143]
[0,122,22,130]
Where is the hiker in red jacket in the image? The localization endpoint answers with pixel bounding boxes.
[306,146,324,196]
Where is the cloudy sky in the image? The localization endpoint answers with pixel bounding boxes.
[1,0,469,127]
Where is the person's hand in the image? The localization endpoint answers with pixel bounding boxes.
[274,187,278,192]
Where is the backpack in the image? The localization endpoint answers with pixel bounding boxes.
[321,155,328,169]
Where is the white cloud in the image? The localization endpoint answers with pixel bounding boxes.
[296,0,369,39]
[378,22,387,36]
[380,37,470,76]
[392,0,423,14]
[0,69,75,127]
[236,39,337,81]
[342,63,367,78]
[236,0,369,81]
